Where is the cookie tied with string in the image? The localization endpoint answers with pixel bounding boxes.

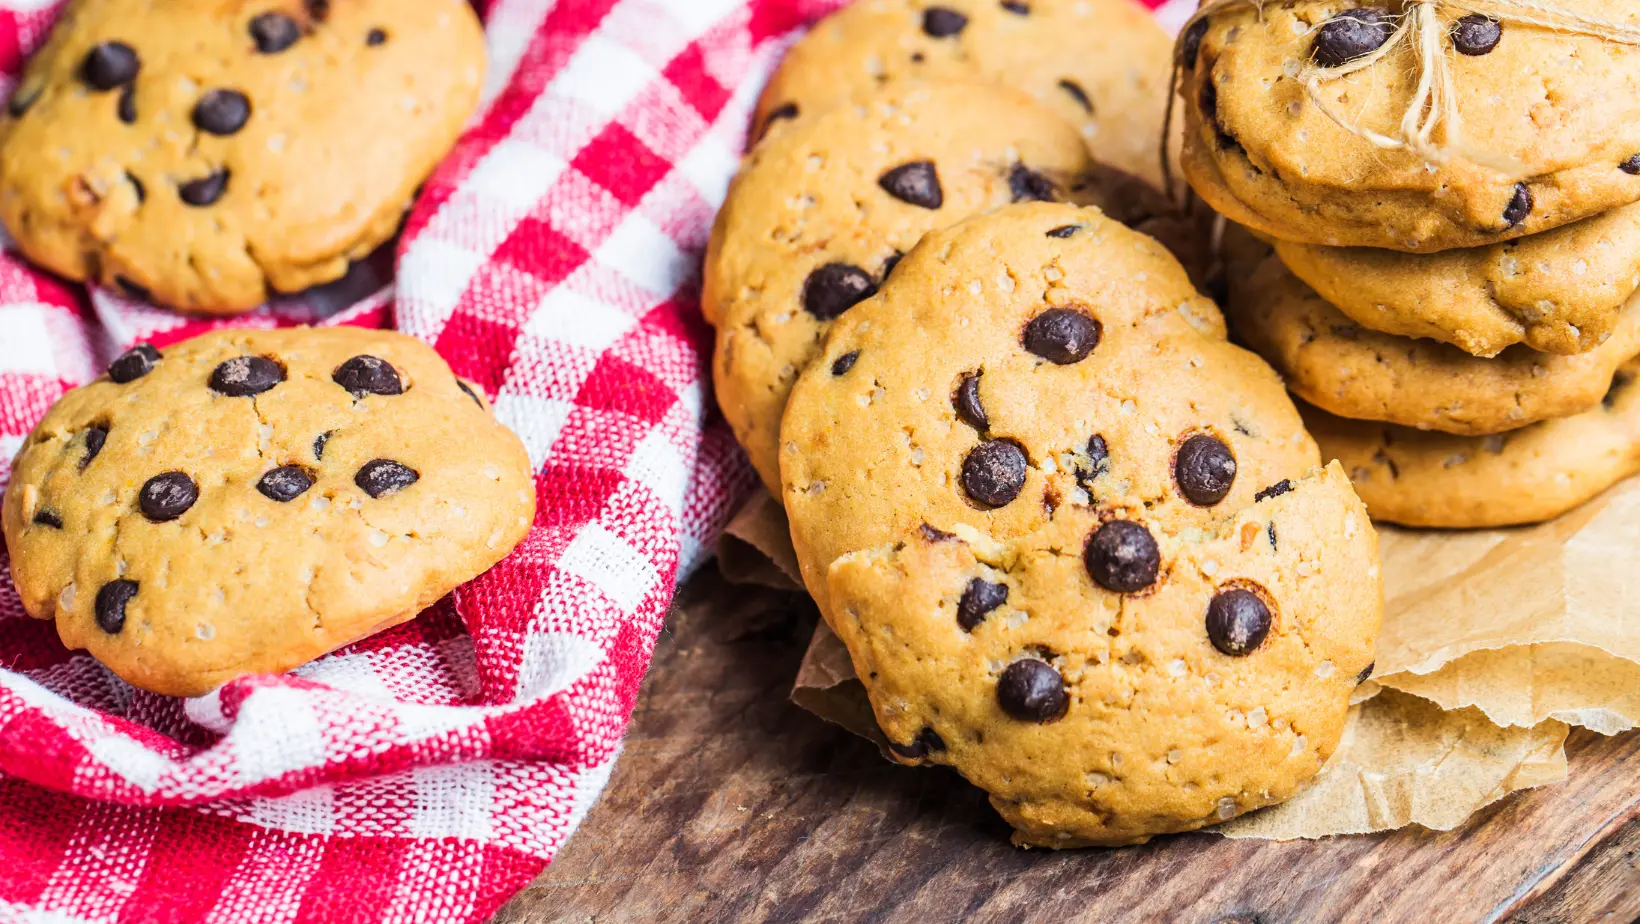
[1176,0,1640,252]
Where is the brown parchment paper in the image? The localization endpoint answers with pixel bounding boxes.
[717,484,1615,839]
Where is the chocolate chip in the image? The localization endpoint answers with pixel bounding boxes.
[831,350,860,375]
[1503,182,1533,228]
[1001,1,1029,12]
[7,85,37,117]
[82,42,139,91]
[457,380,484,407]
[888,727,947,759]
[1267,520,1278,550]
[193,89,251,135]
[1046,224,1082,239]
[258,465,315,502]
[1357,661,1375,683]
[1206,588,1272,656]
[1624,155,1640,176]
[1174,434,1236,506]
[250,13,302,53]
[125,171,145,203]
[108,343,160,383]
[179,170,229,206]
[918,523,956,542]
[880,252,903,280]
[1008,164,1057,203]
[958,578,1008,631]
[366,28,388,45]
[1180,17,1210,69]
[82,427,107,469]
[802,263,877,320]
[33,509,62,528]
[117,85,136,124]
[1254,479,1293,502]
[1023,308,1099,364]
[962,439,1028,508]
[879,161,943,209]
[997,659,1068,722]
[1058,79,1092,113]
[332,354,403,397]
[1450,14,1500,55]
[1085,520,1159,593]
[209,355,284,396]
[306,0,330,21]
[139,471,198,522]
[923,7,968,37]
[356,459,418,497]
[95,580,138,633]
[1076,434,1110,490]
[1310,9,1395,68]
[116,276,149,300]
[953,372,988,430]
[313,431,332,459]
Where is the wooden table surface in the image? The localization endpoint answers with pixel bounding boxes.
[496,567,1640,924]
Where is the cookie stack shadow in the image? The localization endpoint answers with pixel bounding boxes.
[1177,5,1640,529]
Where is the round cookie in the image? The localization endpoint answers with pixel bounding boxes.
[780,202,1331,621]
[828,464,1379,846]
[1178,3,1640,252]
[754,0,1174,185]
[1,327,535,696]
[0,0,485,314]
[1304,361,1640,528]
[1224,232,1640,435]
[779,202,1380,845]
[707,81,1104,493]
[1271,201,1640,357]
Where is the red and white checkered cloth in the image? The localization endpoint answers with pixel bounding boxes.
[0,0,1180,920]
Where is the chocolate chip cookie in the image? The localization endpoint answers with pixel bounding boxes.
[828,462,1379,846]
[1271,201,1640,357]
[0,0,485,314]
[1224,232,1640,435]
[754,0,1174,185]
[707,81,1104,493]
[1304,361,1640,528]
[1178,3,1640,252]
[1,327,534,696]
[780,202,1380,845]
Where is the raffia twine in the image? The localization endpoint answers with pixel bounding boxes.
[1163,0,1640,194]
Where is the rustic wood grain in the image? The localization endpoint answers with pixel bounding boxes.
[495,567,1640,924]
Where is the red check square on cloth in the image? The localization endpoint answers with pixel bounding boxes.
[0,0,1180,920]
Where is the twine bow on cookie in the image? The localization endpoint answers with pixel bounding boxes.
[1171,0,1640,172]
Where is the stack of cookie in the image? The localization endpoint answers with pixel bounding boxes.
[1178,2,1640,528]
[706,0,1384,848]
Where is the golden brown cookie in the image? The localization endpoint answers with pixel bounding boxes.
[1224,233,1640,435]
[0,0,485,314]
[707,81,1102,493]
[754,0,1174,185]
[828,463,1379,846]
[1271,202,1640,357]
[1304,362,1640,528]
[1177,3,1640,252]
[1,327,534,696]
[779,203,1380,845]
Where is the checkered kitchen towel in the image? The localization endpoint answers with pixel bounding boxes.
[0,0,1181,921]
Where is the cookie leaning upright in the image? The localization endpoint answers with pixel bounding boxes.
[1,328,534,697]
[0,0,485,314]
[753,0,1175,185]
[1177,2,1640,251]
[782,204,1381,845]
[705,80,1102,493]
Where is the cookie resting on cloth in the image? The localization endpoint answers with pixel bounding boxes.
[0,0,484,314]
[1224,232,1640,436]
[753,0,1175,185]
[777,202,1380,845]
[1177,1,1640,252]
[2,327,534,697]
[1304,360,1640,528]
